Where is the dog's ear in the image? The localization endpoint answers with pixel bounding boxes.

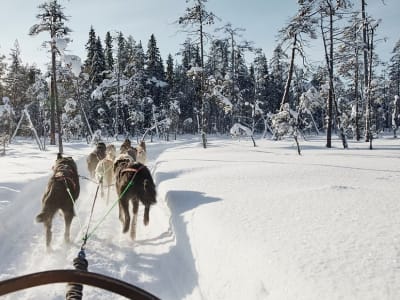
[57,153,63,160]
[140,140,146,150]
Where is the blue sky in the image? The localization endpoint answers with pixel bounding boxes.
[0,0,399,71]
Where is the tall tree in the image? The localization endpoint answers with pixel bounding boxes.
[178,0,218,148]
[338,12,364,141]
[84,26,97,71]
[166,54,175,88]
[319,0,351,148]
[29,0,71,152]
[146,34,166,107]
[4,41,25,113]
[91,36,106,85]
[0,51,6,98]
[278,3,316,111]
[269,45,287,113]
[389,39,400,98]
[104,31,114,71]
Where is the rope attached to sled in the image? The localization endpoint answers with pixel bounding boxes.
[64,179,84,234]
[65,165,144,299]
[82,166,144,244]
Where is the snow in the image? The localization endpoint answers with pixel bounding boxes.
[230,123,252,136]
[0,135,399,299]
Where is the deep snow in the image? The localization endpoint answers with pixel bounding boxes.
[0,134,399,299]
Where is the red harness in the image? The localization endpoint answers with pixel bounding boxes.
[121,165,145,175]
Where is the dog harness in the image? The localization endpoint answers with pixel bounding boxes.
[54,165,77,191]
[120,165,145,175]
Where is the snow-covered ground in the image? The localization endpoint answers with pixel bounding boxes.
[0,134,399,300]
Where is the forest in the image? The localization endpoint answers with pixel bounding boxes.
[0,0,399,152]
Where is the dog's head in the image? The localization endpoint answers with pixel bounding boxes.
[96,142,106,153]
[106,144,116,160]
[113,153,134,173]
[120,138,131,151]
[54,154,78,174]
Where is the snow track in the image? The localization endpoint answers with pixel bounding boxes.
[1,136,400,299]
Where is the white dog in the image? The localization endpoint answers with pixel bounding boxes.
[135,140,147,164]
[95,152,115,203]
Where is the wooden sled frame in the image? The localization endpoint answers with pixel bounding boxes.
[0,269,160,299]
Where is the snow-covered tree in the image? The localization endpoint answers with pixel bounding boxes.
[178,0,218,148]
[271,103,301,155]
[62,98,83,140]
[29,0,72,153]
[104,31,114,71]
[392,95,400,138]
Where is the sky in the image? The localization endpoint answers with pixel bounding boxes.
[0,134,399,299]
[0,0,399,72]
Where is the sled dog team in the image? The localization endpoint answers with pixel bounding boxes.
[36,139,156,249]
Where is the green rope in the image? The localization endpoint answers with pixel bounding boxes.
[81,183,101,248]
[83,179,134,243]
[65,182,84,234]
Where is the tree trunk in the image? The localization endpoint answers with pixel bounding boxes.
[50,50,56,145]
[52,42,63,154]
[354,48,361,141]
[199,10,207,149]
[361,0,371,145]
[366,24,376,150]
[279,34,297,111]
[320,15,332,148]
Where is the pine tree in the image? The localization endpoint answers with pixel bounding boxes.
[278,3,316,111]
[4,41,25,113]
[166,54,174,89]
[253,49,271,117]
[84,26,97,71]
[0,51,6,98]
[146,34,164,81]
[29,0,71,151]
[146,34,166,107]
[269,45,287,113]
[90,36,106,85]
[104,31,114,71]
[337,13,363,140]
[318,0,352,148]
[389,40,400,99]
[179,0,218,148]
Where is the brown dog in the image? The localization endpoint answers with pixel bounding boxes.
[36,154,80,249]
[114,154,156,240]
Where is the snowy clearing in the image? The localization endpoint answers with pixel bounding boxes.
[0,135,399,300]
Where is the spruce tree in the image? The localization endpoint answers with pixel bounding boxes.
[166,54,174,89]
[146,34,166,107]
[91,36,106,86]
[84,26,97,71]
[0,51,6,98]
[104,31,114,71]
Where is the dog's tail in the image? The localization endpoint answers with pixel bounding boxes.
[143,179,157,206]
[36,212,46,223]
